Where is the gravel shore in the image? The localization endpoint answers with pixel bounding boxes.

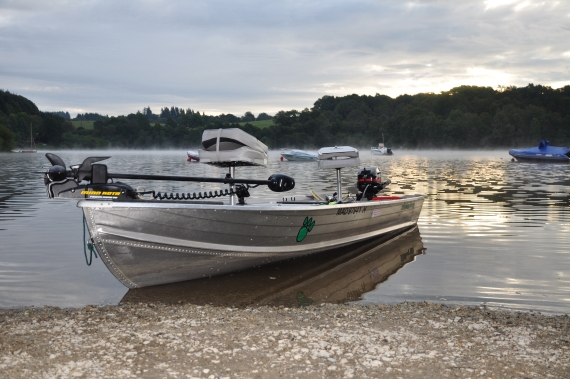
[1,302,568,378]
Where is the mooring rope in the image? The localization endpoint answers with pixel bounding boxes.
[82,214,98,266]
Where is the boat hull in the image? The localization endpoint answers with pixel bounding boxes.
[509,153,569,163]
[509,142,570,163]
[80,195,424,288]
[371,148,393,156]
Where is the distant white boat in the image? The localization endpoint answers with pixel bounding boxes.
[187,150,200,162]
[371,134,393,156]
[280,149,318,161]
[371,143,393,156]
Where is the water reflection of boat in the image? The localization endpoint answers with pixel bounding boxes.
[280,149,318,161]
[509,140,570,163]
[120,226,425,307]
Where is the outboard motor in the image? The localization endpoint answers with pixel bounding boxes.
[356,167,391,200]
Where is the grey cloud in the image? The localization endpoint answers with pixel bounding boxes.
[0,0,568,116]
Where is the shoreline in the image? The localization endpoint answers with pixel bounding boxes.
[1,301,568,378]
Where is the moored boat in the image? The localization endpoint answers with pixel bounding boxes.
[42,128,424,288]
[371,133,393,156]
[280,149,318,161]
[187,150,200,162]
[371,144,393,156]
[19,123,37,153]
[509,140,570,163]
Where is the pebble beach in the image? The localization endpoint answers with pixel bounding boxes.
[1,302,568,378]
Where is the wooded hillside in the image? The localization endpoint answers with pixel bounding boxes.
[1,84,569,151]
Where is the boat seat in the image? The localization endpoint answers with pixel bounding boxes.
[198,128,268,167]
[317,146,360,169]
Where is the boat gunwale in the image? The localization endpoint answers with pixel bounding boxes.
[77,194,425,210]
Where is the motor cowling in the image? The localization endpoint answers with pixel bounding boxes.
[356,167,389,200]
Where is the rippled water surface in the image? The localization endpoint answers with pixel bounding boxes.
[0,150,568,313]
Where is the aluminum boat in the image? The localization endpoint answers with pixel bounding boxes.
[42,128,424,288]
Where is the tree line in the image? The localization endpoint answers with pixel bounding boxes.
[0,90,75,151]
[1,84,569,152]
[261,84,570,149]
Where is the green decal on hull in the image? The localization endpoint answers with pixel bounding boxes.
[296,217,316,242]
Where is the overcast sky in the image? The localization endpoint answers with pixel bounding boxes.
[1,0,569,117]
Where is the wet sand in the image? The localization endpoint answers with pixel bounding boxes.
[1,302,568,378]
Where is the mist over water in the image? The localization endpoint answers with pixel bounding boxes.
[0,149,568,313]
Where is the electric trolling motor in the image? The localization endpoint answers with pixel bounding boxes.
[43,153,295,204]
[44,154,138,200]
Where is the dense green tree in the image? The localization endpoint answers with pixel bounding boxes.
[48,111,71,119]
[241,111,255,122]
[256,112,272,121]
[38,112,75,146]
[0,123,15,151]
[74,112,108,121]
[0,90,40,117]
[273,110,300,127]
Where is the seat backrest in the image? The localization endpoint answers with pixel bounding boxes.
[317,146,360,169]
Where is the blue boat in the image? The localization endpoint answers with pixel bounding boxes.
[509,140,570,163]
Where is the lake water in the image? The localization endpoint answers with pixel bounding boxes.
[0,150,568,314]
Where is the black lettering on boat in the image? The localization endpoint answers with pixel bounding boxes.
[401,202,415,211]
[336,206,367,216]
